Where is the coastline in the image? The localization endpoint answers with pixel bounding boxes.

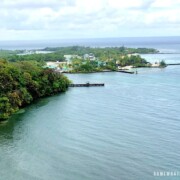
[62,70,114,74]
[62,66,167,74]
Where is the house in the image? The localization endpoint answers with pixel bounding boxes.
[45,61,72,72]
[84,53,96,61]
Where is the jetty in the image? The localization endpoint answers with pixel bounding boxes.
[69,82,104,87]
[167,63,180,66]
[117,70,135,74]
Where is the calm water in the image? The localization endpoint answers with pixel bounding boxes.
[1,36,180,53]
[1,38,180,179]
[0,64,180,180]
[141,53,180,64]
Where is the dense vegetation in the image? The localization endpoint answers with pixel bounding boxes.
[0,46,159,73]
[7,53,65,63]
[0,46,158,63]
[159,60,167,67]
[69,54,149,73]
[44,46,158,57]
[0,60,70,121]
[0,49,23,58]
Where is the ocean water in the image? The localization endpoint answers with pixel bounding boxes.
[0,38,180,180]
[1,36,180,53]
[141,53,180,64]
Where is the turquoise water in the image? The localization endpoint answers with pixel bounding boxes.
[0,64,180,180]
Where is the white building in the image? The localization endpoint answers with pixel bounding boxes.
[83,53,96,61]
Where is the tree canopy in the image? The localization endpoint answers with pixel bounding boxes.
[0,60,70,120]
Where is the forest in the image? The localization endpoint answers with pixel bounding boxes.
[0,60,70,121]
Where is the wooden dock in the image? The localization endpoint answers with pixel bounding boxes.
[69,83,104,87]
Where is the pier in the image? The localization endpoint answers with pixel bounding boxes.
[117,70,135,74]
[69,82,104,87]
[167,63,180,66]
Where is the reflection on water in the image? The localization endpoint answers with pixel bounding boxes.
[0,98,50,145]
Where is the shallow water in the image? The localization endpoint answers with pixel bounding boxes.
[0,64,180,180]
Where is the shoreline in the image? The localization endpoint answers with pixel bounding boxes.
[62,70,115,74]
[62,66,167,74]
[0,89,68,123]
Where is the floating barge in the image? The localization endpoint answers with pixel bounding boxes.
[69,83,104,87]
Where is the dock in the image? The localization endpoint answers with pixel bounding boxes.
[167,63,180,66]
[117,70,135,74]
[69,83,104,87]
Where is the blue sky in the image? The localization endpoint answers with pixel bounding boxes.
[0,0,180,40]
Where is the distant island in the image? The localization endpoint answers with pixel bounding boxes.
[0,46,166,74]
[42,46,166,73]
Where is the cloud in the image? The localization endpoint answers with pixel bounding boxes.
[0,0,179,40]
[0,0,75,10]
[151,0,180,8]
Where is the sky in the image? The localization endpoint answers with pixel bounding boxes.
[0,0,180,40]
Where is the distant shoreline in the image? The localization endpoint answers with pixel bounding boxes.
[0,36,180,52]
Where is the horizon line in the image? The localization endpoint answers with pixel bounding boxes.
[0,36,180,42]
